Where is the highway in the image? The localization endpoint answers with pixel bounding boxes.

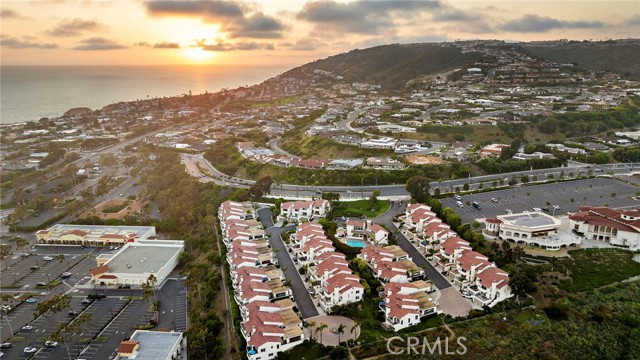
[181,152,640,199]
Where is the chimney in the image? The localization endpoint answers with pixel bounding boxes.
[252,326,256,334]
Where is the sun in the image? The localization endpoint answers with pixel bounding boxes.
[183,46,212,63]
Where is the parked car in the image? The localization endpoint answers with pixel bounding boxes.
[23,347,37,353]
[25,298,37,303]
[0,343,12,349]
[532,207,542,212]
[61,272,72,278]
[541,207,550,212]
[68,311,78,317]
[81,297,92,304]
[44,341,58,348]
[30,265,39,270]
[456,201,464,208]
[36,282,47,287]
[21,325,33,331]
[43,256,53,261]
[454,194,462,200]
[491,198,498,203]
[472,201,482,210]
[552,205,560,210]
[505,209,513,214]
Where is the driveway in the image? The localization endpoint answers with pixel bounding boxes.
[374,201,452,290]
[257,208,319,319]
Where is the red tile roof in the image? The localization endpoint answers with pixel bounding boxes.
[117,340,139,354]
[457,251,490,272]
[90,265,109,276]
[440,236,471,256]
[477,267,510,289]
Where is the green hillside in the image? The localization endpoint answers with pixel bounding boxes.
[286,43,480,90]
[523,41,640,80]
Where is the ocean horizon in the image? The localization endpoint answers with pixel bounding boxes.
[0,64,294,124]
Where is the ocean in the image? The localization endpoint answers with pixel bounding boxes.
[0,65,294,124]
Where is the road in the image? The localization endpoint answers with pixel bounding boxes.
[183,151,640,201]
[268,138,301,160]
[256,208,319,319]
[373,201,452,290]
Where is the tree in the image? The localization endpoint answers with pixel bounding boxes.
[307,320,316,341]
[336,323,346,344]
[350,321,361,341]
[406,176,431,203]
[99,153,117,167]
[317,322,328,344]
[15,237,29,251]
[249,176,273,199]
[142,274,158,310]
[521,175,530,184]
[369,190,380,210]
[508,177,517,186]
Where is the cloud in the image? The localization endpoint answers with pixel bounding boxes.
[145,0,286,39]
[500,14,605,33]
[228,13,285,38]
[199,41,275,51]
[48,18,103,37]
[297,0,442,34]
[136,41,181,49]
[0,35,58,49]
[153,41,180,49]
[283,38,327,51]
[1,9,24,19]
[623,15,640,27]
[73,37,127,51]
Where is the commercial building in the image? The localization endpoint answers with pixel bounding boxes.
[115,331,184,360]
[90,240,184,288]
[569,206,640,249]
[36,224,156,246]
[486,211,578,250]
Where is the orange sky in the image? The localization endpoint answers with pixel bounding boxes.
[1,0,638,66]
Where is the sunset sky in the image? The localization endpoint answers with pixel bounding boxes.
[1,0,639,66]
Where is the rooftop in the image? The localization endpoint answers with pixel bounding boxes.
[120,330,183,360]
[105,240,184,274]
[498,211,561,228]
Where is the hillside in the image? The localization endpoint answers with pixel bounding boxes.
[284,43,480,90]
[522,41,640,80]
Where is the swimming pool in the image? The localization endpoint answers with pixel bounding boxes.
[345,239,367,248]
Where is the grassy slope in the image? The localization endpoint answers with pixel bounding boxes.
[522,43,640,80]
[285,43,480,90]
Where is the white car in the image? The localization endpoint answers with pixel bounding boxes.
[454,194,462,200]
[43,256,54,261]
[23,347,37,353]
[44,341,58,348]
[532,207,542,212]
[22,325,34,331]
[505,209,513,214]
[552,205,560,210]
[456,201,464,208]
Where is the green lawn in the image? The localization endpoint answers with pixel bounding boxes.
[561,248,640,292]
[332,200,390,218]
[277,340,331,360]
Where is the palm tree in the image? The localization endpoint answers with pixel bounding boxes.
[336,324,346,345]
[317,323,328,344]
[350,321,361,342]
[306,320,316,341]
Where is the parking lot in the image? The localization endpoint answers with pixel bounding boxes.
[155,279,188,332]
[1,296,88,360]
[441,177,639,224]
